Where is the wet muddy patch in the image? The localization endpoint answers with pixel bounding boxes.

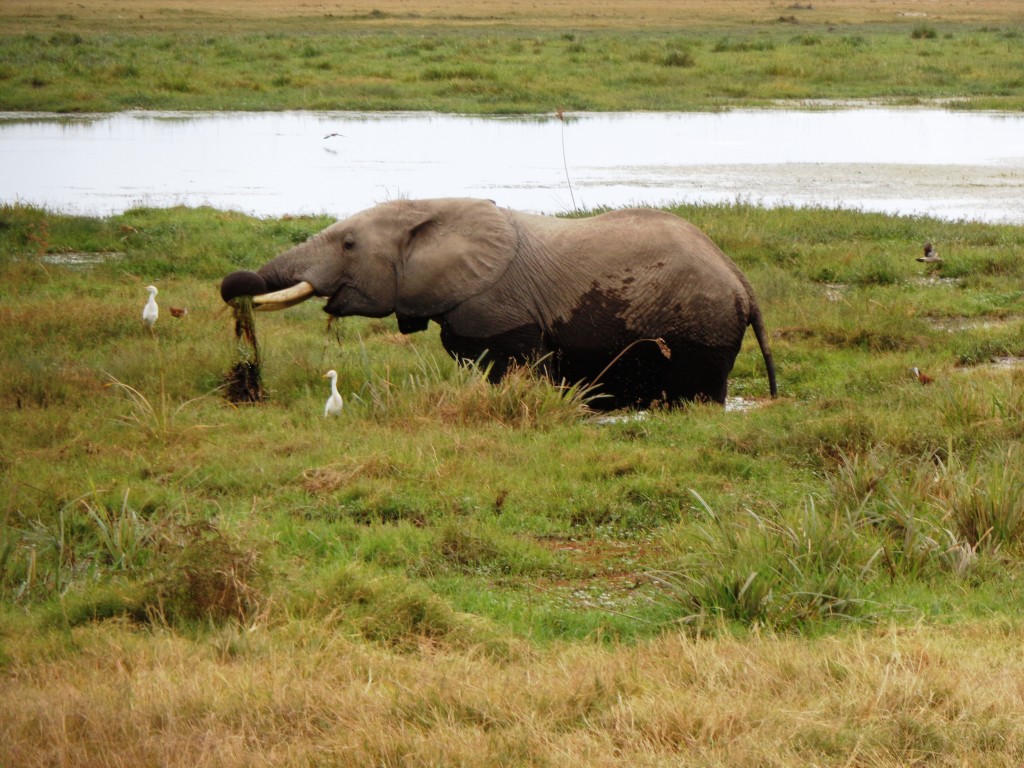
[911,276,961,288]
[725,395,769,413]
[956,356,1024,375]
[591,394,767,421]
[39,251,125,268]
[984,356,1024,370]
[533,536,661,614]
[821,283,849,302]
[926,315,1024,332]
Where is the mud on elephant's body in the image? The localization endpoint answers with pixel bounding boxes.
[220,198,777,410]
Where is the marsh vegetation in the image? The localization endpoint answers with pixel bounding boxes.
[1,1,1023,112]
[2,200,1023,764]
[3,0,1024,764]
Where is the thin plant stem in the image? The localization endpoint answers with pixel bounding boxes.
[557,108,578,212]
[591,337,672,387]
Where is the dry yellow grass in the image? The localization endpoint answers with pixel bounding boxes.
[3,0,1022,28]
[2,619,1023,766]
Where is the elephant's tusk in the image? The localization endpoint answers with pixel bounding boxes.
[252,281,316,311]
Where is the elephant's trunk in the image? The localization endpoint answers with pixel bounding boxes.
[221,232,335,310]
[220,271,316,312]
[220,270,267,302]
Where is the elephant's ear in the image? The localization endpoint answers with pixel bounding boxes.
[396,199,517,318]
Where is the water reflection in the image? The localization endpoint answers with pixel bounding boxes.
[2,109,1023,223]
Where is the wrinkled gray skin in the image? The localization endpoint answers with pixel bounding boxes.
[220,198,777,410]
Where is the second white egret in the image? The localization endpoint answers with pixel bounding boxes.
[324,369,343,416]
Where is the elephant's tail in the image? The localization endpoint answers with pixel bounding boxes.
[749,307,778,398]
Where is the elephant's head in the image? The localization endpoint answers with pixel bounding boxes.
[220,198,517,332]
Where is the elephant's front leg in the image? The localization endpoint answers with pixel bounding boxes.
[437,321,547,381]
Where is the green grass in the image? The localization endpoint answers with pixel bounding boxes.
[2,200,1023,645]
[1,22,1023,112]
[2,200,1024,765]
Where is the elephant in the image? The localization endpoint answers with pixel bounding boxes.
[220,198,777,410]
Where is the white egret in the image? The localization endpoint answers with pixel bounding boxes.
[324,369,343,416]
[142,285,159,328]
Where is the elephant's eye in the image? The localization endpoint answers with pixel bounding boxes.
[343,235,356,251]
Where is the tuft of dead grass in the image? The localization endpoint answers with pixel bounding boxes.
[302,456,401,493]
[147,521,265,624]
[429,362,596,428]
[353,354,596,428]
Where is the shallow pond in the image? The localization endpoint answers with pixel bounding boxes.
[2,109,1023,222]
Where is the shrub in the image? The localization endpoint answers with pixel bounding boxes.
[662,49,695,68]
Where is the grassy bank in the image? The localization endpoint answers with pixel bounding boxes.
[2,2,1023,112]
[1,201,1023,763]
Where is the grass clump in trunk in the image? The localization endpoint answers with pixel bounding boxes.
[225,295,265,403]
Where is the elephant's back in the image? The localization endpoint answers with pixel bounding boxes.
[593,207,725,253]
[514,207,753,323]
[522,210,748,341]
[554,208,742,287]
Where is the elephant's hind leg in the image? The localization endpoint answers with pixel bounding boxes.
[664,343,736,406]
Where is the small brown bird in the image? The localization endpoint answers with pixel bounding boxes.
[169,306,189,318]
[916,242,943,264]
[911,367,934,385]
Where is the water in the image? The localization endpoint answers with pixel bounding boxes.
[2,109,1023,223]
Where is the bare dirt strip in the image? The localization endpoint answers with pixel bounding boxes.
[3,0,1022,28]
